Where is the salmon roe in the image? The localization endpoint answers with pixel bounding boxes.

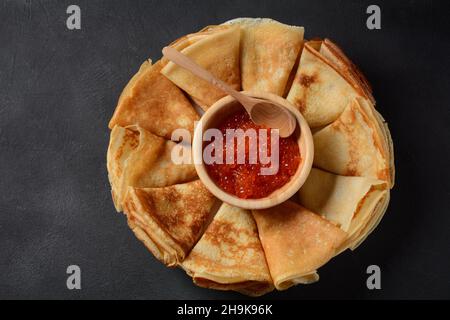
[205,109,301,199]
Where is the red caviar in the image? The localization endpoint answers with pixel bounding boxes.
[205,109,301,199]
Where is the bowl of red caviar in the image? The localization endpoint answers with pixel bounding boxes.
[193,92,314,210]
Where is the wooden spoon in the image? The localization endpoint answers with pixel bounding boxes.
[162,46,297,138]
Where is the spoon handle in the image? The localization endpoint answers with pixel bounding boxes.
[162,46,250,106]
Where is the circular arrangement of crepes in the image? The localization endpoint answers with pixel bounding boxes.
[106,18,395,296]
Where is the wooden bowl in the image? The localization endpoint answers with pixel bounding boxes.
[192,91,314,210]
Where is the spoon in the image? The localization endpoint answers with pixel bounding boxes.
[162,46,297,138]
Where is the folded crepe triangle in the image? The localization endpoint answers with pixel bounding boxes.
[313,97,390,184]
[287,42,362,127]
[109,60,199,139]
[160,25,232,67]
[225,18,304,96]
[252,201,347,290]
[161,25,241,109]
[298,168,388,252]
[181,203,274,296]
[124,180,219,267]
[107,125,197,212]
[319,39,375,104]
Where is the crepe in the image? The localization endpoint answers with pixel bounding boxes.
[287,43,362,127]
[107,125,140,211]
[107,125,197,212]
[343,102,395,246]
[252,201,347,290]
[109,60,199,139]
[225,18,304,96]
[319,39,375,104]
[313,97,390,183]
[161,26,241,109]
[181,203,274,296]
[124,180,219,267]
[298,168,388,251]
[349,191,390,250]
[358,97,395,187]
[160,25,231,67]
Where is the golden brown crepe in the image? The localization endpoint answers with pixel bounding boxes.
[225,18,304,96]
[287,43,361,127]
[160,25,231,67]
[298,168,388,252]
[319,39,374,104]
[107,125,140,211]
[107,125,197,212]
[345,101,395,245]
[109,60,199,139]
[313,97,390,183]
[181,203,274,296]
[161,26,241,109]
[252,201,347,290]
[358,97,395,187]
[124,180,219,267]
[349,191,390,250]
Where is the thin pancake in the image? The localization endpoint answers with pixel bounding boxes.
[319,39,375,104]
[124,180,219,267]
[298,168,388,251]
[161,26,241,109]
[348,191,390,250]
[107,125,197,212]
[287,43,361,127]
[357,97,395,187]
[225,18,304,96]
[182,203,273,296]
[160,25,231,67]
[252,201,347,290]
[313,98,390,182]
[107,125,140,211]
[109,60,199,139]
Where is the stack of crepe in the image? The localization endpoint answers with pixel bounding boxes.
[106,18,394,296]
[285,38,394,255]
[107,125,197,212]
[107,124,217,266]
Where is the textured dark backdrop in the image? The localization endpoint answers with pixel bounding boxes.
[0,0,449,299]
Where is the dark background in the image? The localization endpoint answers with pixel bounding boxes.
[0,0,449,300]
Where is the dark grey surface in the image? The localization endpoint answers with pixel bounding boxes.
[0,0,449,299]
